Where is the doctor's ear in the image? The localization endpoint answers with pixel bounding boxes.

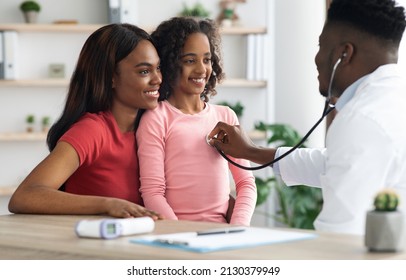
[340,43,354,62]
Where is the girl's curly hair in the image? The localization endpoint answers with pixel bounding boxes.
[151,17,225,102]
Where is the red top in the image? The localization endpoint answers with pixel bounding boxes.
[59,111,142,205]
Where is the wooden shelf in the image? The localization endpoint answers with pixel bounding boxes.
[0,79,68,88]
[0,78,266,88]
[0,186,16,196]
[220,26,267,35]
[248,129,267,141]
[0,132,47,141]
[220,79,267,88]
[0,23,266,35]
[0,23,103,33]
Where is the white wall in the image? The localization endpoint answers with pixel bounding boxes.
[274,0,326,148]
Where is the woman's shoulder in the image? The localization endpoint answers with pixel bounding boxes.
[79,111,108,125]
[68,112,111,136]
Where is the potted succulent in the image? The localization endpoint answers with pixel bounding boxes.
[217,0,246,27]
[365,189,405,252]
[20,1,41,24]
[180,2,210,18]
[26,114,35,133]
[217,101,244,119]
[41,116,51,133]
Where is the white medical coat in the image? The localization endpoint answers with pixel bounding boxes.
[275,64,406,235]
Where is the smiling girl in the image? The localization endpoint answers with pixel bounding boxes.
[136,17,256,226]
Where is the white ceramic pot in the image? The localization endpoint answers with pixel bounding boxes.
[23,11,38,24]
[365,210,406,252]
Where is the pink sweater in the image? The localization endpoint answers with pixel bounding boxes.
[136,101,257,226]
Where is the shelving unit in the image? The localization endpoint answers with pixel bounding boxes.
[0,23,267,89]
[0,132,47,141]
[0,23,103,33]
[0,186,16,196]
[0,23,266,35]
[0,79,67,87]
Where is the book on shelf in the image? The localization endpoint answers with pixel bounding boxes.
[246,34,266,81]
[108,0,138,24]
[108,0,121,23]
[254,34,263,81]
[0,31,3,79]
[246,34,255,80]
[1,30,18,80]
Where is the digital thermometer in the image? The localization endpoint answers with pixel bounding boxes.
[75,217,155,239]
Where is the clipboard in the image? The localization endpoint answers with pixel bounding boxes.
[130,227,317,253]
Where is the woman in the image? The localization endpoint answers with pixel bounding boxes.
[8,23,162,219]
[136,17,256,226]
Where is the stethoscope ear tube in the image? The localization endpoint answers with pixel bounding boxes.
[215,102,335,170]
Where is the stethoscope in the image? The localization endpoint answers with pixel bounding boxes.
[209,54,345,171]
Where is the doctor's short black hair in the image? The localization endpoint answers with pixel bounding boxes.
[328,0,406,45]
[151,17,224,102]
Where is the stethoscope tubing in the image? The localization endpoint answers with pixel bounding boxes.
[215,102,335,171]
[215,57,342,170]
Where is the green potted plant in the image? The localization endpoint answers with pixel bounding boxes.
[41,116,51,133]
[365,189,405,252]
[26,114,35,133]
[217,101,244,119]
[20,1,41,23]
[180,2,210,18]
[254,122,323,229]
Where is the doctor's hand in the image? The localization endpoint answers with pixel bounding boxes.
[208,122,258,160]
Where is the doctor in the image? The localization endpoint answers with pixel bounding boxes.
[208,0,406,235]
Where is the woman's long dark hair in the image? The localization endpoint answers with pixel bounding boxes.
[47,24,153,151]
[151,17,224,102]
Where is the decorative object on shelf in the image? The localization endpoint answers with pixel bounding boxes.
[19,1,41,24]
[365,189,405,252]
[53,20,78,25]
[48,63,65,78]
[180,2,210,18]
[254,122,323,229]
[41,116,51,133]
[25,114,35,133]
[217,101,244,119]
[217,0,246,27]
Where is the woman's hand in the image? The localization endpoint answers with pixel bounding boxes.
[105,198,164,220]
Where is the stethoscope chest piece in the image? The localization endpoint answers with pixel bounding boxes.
[205,134,212,146]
